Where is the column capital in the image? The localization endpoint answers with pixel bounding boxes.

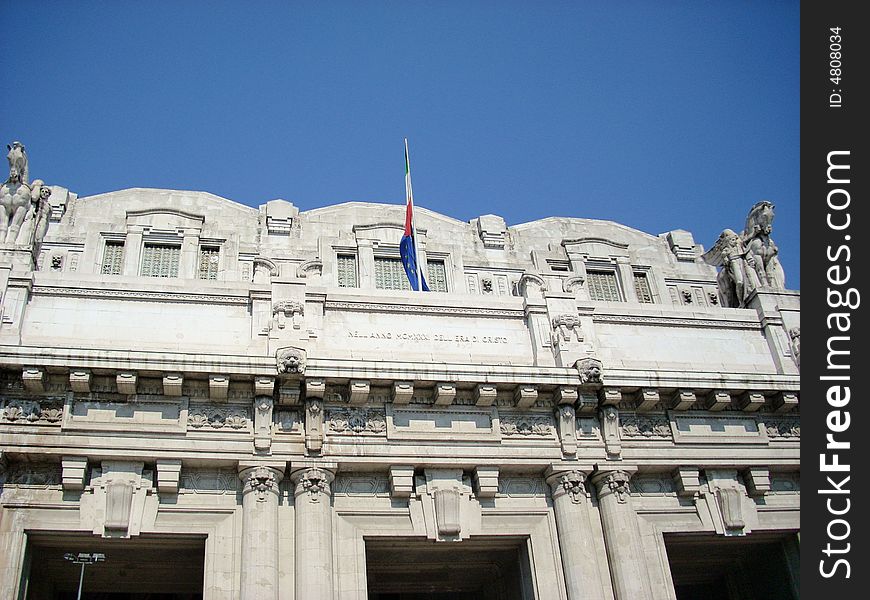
[545,468,591,504]
[238,464,285,501]
[289,465,336,501]
[591,468,637,503]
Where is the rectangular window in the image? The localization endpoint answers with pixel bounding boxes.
[141,244,180,278]
[633,272,654,303]
[374,257,411,290]
[587,270,622,302]
[199,246,220,280]
[426,260,448,292]
[101,241,125,275]
[337,254,359,288]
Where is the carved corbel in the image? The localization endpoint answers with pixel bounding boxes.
[737,391,765,412]
[69,370,92,393]
[555,404,577,456]
[162,373,183,397]
[389,465,415,498]
[62,456,88,491]
[514,385,538,409]
[473,466,499,498]
[704,390,732,411]
[392,381,414,405]
[304,397,324,454]
[348,380,370,406]
[21,367,45,393]
[772,391,799,413]
[116,372,138,395]
[743,467,771,497]
[156,459,182,494]
[254,396,274,453]
[705,469,748,534]
[473,384,497,407]
[600,405,621,460]
[434,383,456,407]
[633,388,660,412]
[668,389,697,411]
[672,466,702,497]
[553,385,578,406]
[208,375,229,400]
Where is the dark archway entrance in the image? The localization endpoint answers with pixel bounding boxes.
[365,537,534,600]
[22,533,205,600]
[664,532,799,600]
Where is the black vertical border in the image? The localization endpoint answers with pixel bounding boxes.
[801,1,867,596]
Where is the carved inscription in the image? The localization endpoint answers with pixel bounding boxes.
[347,329,509,345]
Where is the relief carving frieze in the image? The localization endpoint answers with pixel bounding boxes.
[619,413,672,439]
[0,399,63,425]
[0,462,62,487]
[765,416,800,438]
[499,414,555,437]
[187,404,250,430]
[326,407,386,435]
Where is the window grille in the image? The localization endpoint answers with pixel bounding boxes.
[633,272,654,303]
[141,244,180,278]
[199,247,220,280]
[337,254,359,288]
[374,257,411,290]
[426,260,448,292]
[101,241,125,275]
[586,270,622,302]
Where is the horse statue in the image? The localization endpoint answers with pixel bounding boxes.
[741,201,786,290]
[0,141,51,246]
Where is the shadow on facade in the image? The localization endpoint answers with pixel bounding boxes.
[365,536,533,600]
[664,532,799,600]
[20,532,205,600]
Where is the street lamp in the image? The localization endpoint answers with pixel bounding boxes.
[63,552,106,600]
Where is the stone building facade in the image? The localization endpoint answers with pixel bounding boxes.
[0,146,799,599]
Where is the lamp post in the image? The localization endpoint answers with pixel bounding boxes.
[63,552,106,600]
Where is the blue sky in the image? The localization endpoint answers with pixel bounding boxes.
[1,0,799,287]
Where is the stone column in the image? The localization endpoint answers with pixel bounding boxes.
[545,468,606,600]
[591,469,654,600]
[238,465,284,600]
[290,466,336,600]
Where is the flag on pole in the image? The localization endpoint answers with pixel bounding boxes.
[400,139,429,291]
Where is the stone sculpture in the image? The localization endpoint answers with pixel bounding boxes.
[742,201,786,289]
[276,347,306,375]
[0,141,51,246]
[575,357,603,385]
[703,201,785,307]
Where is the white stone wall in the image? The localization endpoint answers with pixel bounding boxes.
[1,187,799,599]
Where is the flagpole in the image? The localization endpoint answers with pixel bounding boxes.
[404,138,424,292]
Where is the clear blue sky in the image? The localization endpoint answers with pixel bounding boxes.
[2,0,800,288]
